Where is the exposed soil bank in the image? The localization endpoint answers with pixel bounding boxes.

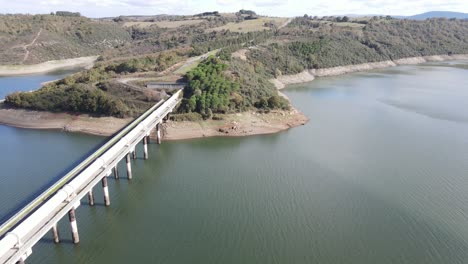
[0,104,308,140]
[0,56,98,76]
[0,105,131,136]
[271,54,468,89]
[162,109,308,141]
[4,53,465,140]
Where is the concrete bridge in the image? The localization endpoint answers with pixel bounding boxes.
[0,89,182,264]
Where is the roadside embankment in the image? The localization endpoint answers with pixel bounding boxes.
[271,54,468,89]
[0,56,98,76]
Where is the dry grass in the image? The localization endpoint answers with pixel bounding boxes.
[174,50,219,74]
[123,19,204,29]
[209,17,290,33]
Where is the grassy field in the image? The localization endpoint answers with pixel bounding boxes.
[209,17,290,33]
[124,19,204,28]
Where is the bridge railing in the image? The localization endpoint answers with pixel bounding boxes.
[0,89,181,238]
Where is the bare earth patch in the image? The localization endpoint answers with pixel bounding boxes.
[0,56,98,76]
[162,109,308,141]
[0,106,131,136]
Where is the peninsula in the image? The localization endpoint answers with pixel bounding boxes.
[1,11,468,140]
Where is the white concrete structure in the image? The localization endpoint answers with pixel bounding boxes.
[0,90,182,264]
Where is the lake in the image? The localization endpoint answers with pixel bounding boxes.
[1,61,468,263]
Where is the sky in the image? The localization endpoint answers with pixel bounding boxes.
[1,0,467,18]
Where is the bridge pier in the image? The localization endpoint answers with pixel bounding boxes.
[126,153,133,180]
[156,123,161,144]
[113,166,119,180]
[88,189,95,206]
[132,148,136,160]
[51,224,60,244]
[102,177,110,206]
[68,208,79,244]
[143,136,149,160]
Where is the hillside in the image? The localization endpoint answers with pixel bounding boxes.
[0,14,131,65]
[403,11,468,20]
[3,13,468,119]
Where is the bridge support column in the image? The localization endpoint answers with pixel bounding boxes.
[113,166,119,180]
[132,148,136,160]
[156,123,162,144]
[51,224,60,244]
[143,136,149,160]
[88,189,95,206]
[68,208,79,244]
[102,177,110,206]
[126,153,133,180]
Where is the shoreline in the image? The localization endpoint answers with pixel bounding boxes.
[270,54,468,89]
[0,56,98,76]
[0,104,308,140]
[1,53,467,141]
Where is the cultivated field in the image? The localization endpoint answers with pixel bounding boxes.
[123,19,204,28]
[209,17,290,32]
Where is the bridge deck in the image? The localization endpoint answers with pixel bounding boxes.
[0,89,182,264]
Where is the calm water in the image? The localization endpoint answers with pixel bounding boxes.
[1,61,468,263]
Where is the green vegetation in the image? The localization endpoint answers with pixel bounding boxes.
[0,14,131,64]
[249,17,468,75]
[4,50,187,117]
[3,12,468,119]
[5,84,128,117]
[179,56,289,118]
[179,56,240,117]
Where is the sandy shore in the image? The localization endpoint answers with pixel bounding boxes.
[271,54,468,89]
[0,56,98,76]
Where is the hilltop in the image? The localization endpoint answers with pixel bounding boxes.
[400,11,468,20]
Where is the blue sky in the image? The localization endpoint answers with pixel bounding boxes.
[1,0,468,17]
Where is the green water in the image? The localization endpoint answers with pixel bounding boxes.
[1,61,468,263]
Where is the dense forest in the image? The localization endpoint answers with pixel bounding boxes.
[3,12,468,118]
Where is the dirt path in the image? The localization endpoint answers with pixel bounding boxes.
[22,29,42,63]
[278,18,293,29]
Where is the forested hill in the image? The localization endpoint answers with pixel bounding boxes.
[0,14,131,65]
[3,13,468,119]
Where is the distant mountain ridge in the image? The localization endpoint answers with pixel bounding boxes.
[398,11,468,20]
